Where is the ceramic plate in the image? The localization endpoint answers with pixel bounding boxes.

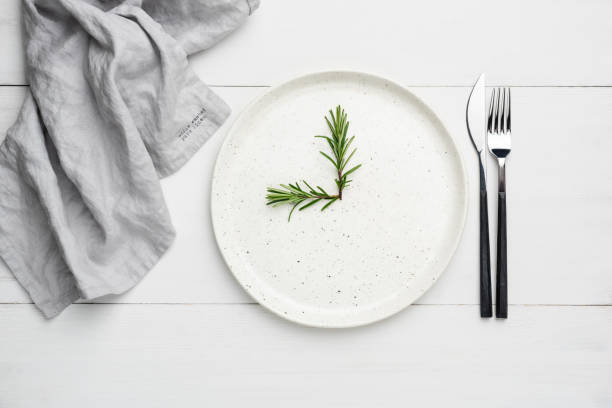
[211,71,467,327]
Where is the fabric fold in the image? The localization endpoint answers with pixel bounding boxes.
[0,0,258,317]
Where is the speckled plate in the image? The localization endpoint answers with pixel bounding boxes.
[211,71,467,328]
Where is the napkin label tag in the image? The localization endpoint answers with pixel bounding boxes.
[177,107,208,142]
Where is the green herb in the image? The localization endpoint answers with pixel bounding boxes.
[266,105,362,221]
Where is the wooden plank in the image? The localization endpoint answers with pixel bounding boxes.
[1,0,612,86]
[0,1,23,85]
[0,304,610,407]
[1,86,611,306]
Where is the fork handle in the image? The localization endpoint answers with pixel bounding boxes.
[496,191,508,318]
[478,158,492,318]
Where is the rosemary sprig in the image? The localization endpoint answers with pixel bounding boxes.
[266,105,362,221]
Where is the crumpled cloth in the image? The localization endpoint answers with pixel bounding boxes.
[0,0,259,317]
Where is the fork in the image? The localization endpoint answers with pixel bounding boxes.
[487,88,511,319]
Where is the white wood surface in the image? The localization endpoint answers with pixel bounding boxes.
[1,305,611,408]
[0,0,611,406]
[3,0,612,86]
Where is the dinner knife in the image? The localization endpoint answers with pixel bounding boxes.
[466,73,493,318]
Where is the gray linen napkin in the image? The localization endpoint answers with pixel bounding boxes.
[0,0,259,317]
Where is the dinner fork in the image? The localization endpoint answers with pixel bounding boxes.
[487,88,511,319]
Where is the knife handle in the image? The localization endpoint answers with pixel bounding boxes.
[496,191,508,318]
[478,158,493,318]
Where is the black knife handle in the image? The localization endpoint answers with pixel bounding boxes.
[478,158,492,318]
[496,191,508,318]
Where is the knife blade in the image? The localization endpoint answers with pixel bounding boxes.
[466,73,492,318]
[467,73,487,156]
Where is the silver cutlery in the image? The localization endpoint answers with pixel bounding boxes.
[487,87,511,318]
[466,74,493,318]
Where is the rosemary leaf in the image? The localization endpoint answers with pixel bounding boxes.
[320,197,338,211]
[299,198,323,211]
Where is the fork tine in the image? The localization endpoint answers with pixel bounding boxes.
[506,88,511,132]
[491,88,499,132]
[500,88,507,133]
[487,88,495,132]
[495,88,502,133]
[503,88,509,133]
[492,88,498,133]
[505,88,510,133]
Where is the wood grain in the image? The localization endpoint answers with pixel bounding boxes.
[0,0,22,85]
[2,0,612,86]
[0,304,610,408]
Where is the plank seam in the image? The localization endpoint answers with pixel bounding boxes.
[0,302,610,306]
[2,84,612,88]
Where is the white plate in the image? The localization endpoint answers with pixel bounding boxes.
[211,71,468,328]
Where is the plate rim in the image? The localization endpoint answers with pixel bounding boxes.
[210,70,469,328]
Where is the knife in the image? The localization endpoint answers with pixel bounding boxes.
[466,73,492,318]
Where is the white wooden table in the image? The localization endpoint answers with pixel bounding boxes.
[1,1,611,406]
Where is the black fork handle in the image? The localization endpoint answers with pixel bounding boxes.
[496,191,508,318]
[478,158,492,318]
